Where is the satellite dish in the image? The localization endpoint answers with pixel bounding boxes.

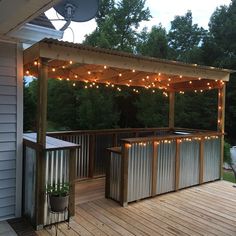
[54,0,100,31]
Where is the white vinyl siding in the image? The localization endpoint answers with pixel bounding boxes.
[0,41,19,221]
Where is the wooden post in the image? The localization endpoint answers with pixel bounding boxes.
[89,134,95,178]
[199,139,204,184]
[152,141,158,196]
[35,57,48,229]
[169,91,175,129]
[36,57,48,147]
[217,85,226,179]
[175,139,180,191]
[69,148,76,217]
[120,143,129,207]
[105,151,111,198]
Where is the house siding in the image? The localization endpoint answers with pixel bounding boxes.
[0,41,22,221]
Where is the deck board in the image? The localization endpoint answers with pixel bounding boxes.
[37,180,236,236]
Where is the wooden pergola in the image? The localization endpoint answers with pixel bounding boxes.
[23,38,233,228]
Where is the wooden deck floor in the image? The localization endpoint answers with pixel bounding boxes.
[37,179,236,236]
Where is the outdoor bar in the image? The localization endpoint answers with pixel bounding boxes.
[106,129,221,206]
[22,38,232,229]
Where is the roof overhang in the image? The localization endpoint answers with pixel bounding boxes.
[24,38,235,92]
[0,0,61,36]
[8,23,63,48]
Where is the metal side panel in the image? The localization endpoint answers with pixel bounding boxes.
[156,140,176,194]
[179,140,200,189]
[110,152,121,202]
[127,142,152,202]
[203,138,221,182]
[44,149,69,226]
[23,147,36,224]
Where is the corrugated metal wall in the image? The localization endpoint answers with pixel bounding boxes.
[179,140,200,189]
[203,138,221,182]
[44,149,70,225]
[127,142,152,202]
[23,147,36,224]
[0,42,17,220]
[109,152,121,201]
[156,140,176,194]
[55,134,89,179]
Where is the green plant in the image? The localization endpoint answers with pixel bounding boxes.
[46,182,69,197]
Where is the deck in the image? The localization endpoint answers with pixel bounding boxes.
[37,179,236,236]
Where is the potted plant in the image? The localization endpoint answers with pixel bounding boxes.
[46,182,69,212]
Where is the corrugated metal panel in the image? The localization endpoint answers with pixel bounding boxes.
[156,140,176,194]
[94,134,114,176]
[110,152,121,202]
[127,142,152,202]
[23,147,36,224]
[203,138,221,182]
[0,42,17,221]
[53,134,89,179]
[179,140,200,189]
[44,149,69,225]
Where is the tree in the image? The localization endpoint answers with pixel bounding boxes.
[201,0,236,143]
[76,87,119,129]
[135,90,168,127]
[168,11,206,62]
[84,0,151,52]
[224,141,236,183]
[137,25,168,58]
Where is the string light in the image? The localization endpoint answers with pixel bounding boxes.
[74,75,78,79]
[158,73,161,76]
[88,71,91,75]
[26,70,30,75]
[189,81,192,84]
[146,76,149,79]
[132,69,136,73]
[34,61,38,66]
[73,83,76,87]
[69,60,73,64]
[104,65,107,69]
[198,77,201,80]
[119,73,122,77]
[66,78,70,81]
[179,75,183,78]
[52,68,56,72]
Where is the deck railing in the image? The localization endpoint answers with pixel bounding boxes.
[48,127,172,179]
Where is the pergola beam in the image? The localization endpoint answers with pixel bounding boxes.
[24,40,232,82]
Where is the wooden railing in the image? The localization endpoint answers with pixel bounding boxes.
[48,128,171,179]
[48,127,214,180]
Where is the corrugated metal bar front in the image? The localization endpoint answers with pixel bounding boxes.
[94,134,114,176]
[110,152,121,202]
[52,134,89,179]
[179,140,200,189]
[156,140,176,194]
[44,149,69,226]
[127,142,152,202]
[23,147,36,225]
[203,137,221,182]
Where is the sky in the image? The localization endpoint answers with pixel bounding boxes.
[45,0,231,43]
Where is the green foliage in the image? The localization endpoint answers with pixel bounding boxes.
[175,91,218,130]
[135,90,168,127]
[223,171,235,183]
[137,25,168,58]
[224,141,232,165]
[76,87,119,129]
[168,11,206,62]
[46,182,69,197]
[84,0,151,52]
[23,79,36,131]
